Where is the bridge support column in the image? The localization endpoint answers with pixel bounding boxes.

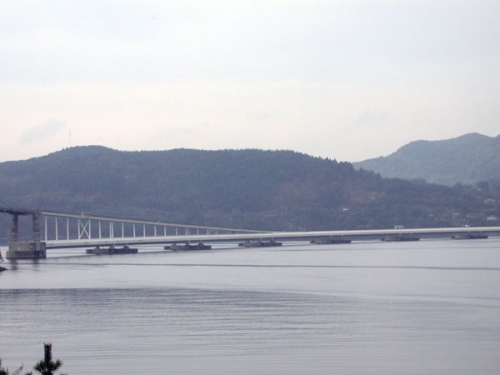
[6,211,47,260]
[11,214,19,242]
[33,211,41,245]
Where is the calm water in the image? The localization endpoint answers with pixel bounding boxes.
[1,239,499,375]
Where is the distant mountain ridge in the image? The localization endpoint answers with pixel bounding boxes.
[0,146,498,242]
[353,133,500,186]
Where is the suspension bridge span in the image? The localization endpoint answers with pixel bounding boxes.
[1,207,499,260]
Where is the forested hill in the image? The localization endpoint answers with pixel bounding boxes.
[353,133,500,186]
[0,146,498,240]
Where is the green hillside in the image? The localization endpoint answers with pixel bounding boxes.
[354,133,500,186]
[0,146,498,242]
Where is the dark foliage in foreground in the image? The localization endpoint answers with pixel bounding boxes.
[0,359,10,375]
[0,343,66,375]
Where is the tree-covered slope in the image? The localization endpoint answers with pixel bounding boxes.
[0,146,498,242]
[353,133,500,186]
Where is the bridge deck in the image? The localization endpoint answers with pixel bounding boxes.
[2,207,499,251]
[45,226,500,249]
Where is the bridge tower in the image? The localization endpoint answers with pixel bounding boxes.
[4,209,46,260]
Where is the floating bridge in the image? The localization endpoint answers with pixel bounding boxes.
[1,207,500,260]
[0,208,266,259]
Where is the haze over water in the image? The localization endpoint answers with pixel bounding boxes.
[1,239,499,375]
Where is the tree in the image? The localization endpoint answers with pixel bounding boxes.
[0,359,9,375]
[0,359,27,375]
[32,344,63,375]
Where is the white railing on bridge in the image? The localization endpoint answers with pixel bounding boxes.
[40,210,266,244]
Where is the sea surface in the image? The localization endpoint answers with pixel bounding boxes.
[1,238,499,375]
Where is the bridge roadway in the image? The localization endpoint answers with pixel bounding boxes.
[46,226,500,249]
[2,206,499,253]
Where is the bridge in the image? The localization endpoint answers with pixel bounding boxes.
[0,207,269,259]
[1,207,500,259]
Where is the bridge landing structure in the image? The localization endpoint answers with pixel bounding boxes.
[0,208,264,259]
[2,209,46,260]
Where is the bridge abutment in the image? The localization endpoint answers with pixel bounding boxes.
[6,241,47,260]
[5,210,47,260]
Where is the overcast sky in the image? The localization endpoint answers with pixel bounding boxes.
[1,0,499,163]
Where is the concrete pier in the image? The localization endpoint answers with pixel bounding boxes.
[3,209,47,259]
[6,241,47,259]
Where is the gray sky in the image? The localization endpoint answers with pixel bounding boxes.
[1,0,499,163]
